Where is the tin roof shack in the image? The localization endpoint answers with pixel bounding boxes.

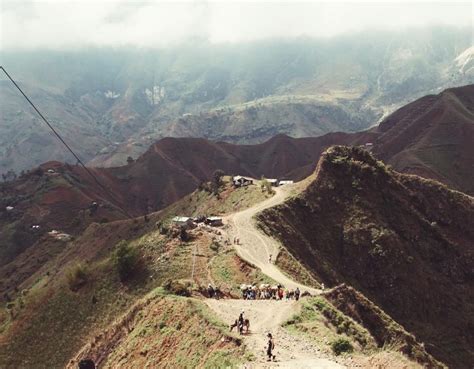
[364,142,374,152]
[267,179,279,187]
[205,216,223,227]
[233,176,253,187]
[278,180,294,186]
[172,216,195,229]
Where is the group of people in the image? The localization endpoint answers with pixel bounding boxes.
[207,284,221,299]
[240,284,301,301]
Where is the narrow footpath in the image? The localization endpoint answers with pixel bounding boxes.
[205,184,344,368]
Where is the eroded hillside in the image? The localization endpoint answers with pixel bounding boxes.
[0,181,271,368]
[257,146,474,368]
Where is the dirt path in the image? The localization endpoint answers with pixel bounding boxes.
[205,184,344,368]
[225,185,319,294]
[206,299,344,368]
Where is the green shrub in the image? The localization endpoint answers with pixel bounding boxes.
[210,240,220,252]
[114,241,139,281]
[331,338,354,355]
[65,262,90,291]
[6,301,16,318]
[180,228,190,242]
[260,178,275,194]
[163,279,191,297]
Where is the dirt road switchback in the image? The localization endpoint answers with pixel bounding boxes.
[225,185,319,294]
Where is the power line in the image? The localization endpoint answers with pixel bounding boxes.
[0,66,132,219]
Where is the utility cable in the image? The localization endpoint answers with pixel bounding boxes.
[0,66,132,219]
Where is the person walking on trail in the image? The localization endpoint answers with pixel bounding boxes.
[295,287,300,301]
[266,333,275,361]
[278,288,284,300]
[207,284,214,298]
[238,310,245,335]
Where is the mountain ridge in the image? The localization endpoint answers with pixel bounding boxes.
[257,145,474,368]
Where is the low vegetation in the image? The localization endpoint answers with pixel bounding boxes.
[65,262,90,291]
[331,338,354,355]
[260,178,275,195]
[283,296,374,353]
[67,290,247,369]
[283,295,433,368]
[114,241,140,281]
[259,145,472,368]
[162,176,270,222]
[163,279,191,297]
[273,247,320,288]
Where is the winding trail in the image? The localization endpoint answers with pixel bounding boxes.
[226,185,319,294]
[206,299,344,369]
[205,183,344,368]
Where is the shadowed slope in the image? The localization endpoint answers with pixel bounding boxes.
[257,146,474,368]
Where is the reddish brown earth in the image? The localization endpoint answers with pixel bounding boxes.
[0,133,370,267]
[372,84,474,195]
[1,85,471,276]
[257,146,474,369]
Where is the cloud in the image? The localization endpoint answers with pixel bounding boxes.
[0,0,472,49]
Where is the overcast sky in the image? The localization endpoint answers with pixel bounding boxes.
[0,1,472,49]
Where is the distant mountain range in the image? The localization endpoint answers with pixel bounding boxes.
[1,84,472,268]
[1,27,472,174]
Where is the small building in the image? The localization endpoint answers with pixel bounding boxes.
[364,143,374,151]
[205,216,223,227]
[278,180,294,186]
[56,233,72,241]
[5,206,14,211]
[172,216,194,228]
[266,179,279,187]
[47,169,56,174]
[233,176,253,187]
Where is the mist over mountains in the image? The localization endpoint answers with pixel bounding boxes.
[1,3,474,365]
[1,26,472,175]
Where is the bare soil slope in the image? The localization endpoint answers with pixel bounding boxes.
[372,84,474,194]
[257,146,474,368]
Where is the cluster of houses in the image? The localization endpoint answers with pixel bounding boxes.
[172,215,223,229]
[232,175,294,188]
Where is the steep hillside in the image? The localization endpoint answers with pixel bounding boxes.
[372,84,474,194]
[0,133,369,266]
[284,291,442,368]
[4,80,473,266]
[66,291,245,369]
[0,183,270,368]
[92,84,474,195]
[3,80,473,267]
[258,146,474,368]
[0,81,110,175]
[162,97,375,144]
[1,27,471,174]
